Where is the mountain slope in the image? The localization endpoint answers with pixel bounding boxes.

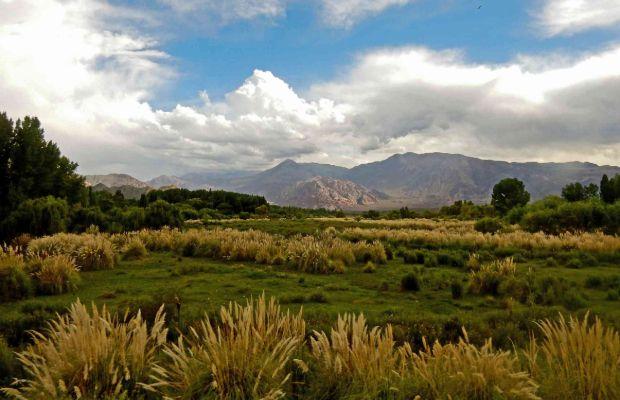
[277,176,385,209]
[147,175,193,189]
[85,174,150,189]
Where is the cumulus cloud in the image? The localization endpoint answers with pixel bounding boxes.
[1,0,620,179]
[320,0,415,28]
[538,0,620,36]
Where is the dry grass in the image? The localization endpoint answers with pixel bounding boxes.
[28,233,116,270]
[469,258,517,296]
[341,227,620,253]
[147,295,305,400]
[2,301,167,400]
[28,254,81,295]
[405,330,539,399]
[0,248,32,301]
[525,313,620,400]
[304,314,406,399]
[122,238,148,260]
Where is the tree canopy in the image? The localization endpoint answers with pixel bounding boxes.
[491,178,531,215]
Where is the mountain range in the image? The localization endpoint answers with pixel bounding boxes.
[84,153,620,209]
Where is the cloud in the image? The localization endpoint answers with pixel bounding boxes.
[538,0,620,36]
[320,0,416,28]
[157,0,287,23]
[1,0,620,179]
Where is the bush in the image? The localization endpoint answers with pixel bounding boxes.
[0,250,33,302]
[403,250,424,264]
[122,238,147,260]
[308,291,329,303]
[0,337,18,386]
[469,258,517,296]
[401,273,421,292]
[474,217,505,234]
[363,261,376,273]
[526,314,620,400]
[148,295,305,399]
[566,258,583,269]
[28,255,80,295]
[451,280,464,300]
[424,254,439,268]
[585,275,603,289]
[75,236,116,270]
[2,301,167,399]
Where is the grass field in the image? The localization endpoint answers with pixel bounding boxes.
[2,217,620,399]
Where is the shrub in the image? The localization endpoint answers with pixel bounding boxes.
[148,295,305,399]
[2,301,167,399]
[526,314,620,400]
[585,275,603,289]
[474,217,505,234]
[122,238,147,260]
[353,241,387,264]
[401,273,421,292]
[566,258,583,269]
[0,250,33,302]
[363,261,376,273]
[451,281,464,300]
[469,258,517,296]
[424,254,439,268]
[75,236,116,270]
[403,250,424,264]
[29,255,80,295]
[308,291,329,303]
[304,314,405,399]
[0,337,18,386]
[406,330,539,399]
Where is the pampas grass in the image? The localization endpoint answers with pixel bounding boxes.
[147,295,305,400]
[304,314,406,399]
[2,301,167,400]
[525,313,620,400]
[0,248,33,301]
[28,233,116,270]
[29,254,80,295]
[404,330,539,400]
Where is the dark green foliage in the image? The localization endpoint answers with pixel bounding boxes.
[145,200,182,229]
[401,273,421,292]
[439,200,496,219]
[491,178,531,215]
[520,199,619,234]
[308,291,328,303]
[0,336,19,386]
[585,275,603,289]
[403,250,425,265]
[474,217,504,234]
[0,113,83,239]
[562,182,598,202]
[145,188,267,215]
[566,258,583,269]
[424,254,438,268]
[363,209,380,219]
[0,265,33,302]
[450,280,463,299]
[600,174,620,204]
[2,196,69,237]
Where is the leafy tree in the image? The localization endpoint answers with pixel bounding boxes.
[0,113,84,228]
[491,178,530,215]
[145,200,182,229]
[561,182,599,202]
[601,174,620,204]
[2,196,69,237]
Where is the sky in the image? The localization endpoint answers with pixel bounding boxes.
[1,0,620,179]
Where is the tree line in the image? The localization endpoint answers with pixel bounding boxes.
[0,112,270,240]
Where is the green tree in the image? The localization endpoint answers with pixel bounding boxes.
[145,200,182,229]
[491,178,530,215]
[601,174,620,204]
[2,196,69,237]
[0,113,84,227]
[561,182,598,202]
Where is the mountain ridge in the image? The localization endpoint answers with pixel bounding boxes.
[83,153,620,209]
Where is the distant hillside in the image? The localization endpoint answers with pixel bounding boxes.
[147,175,193,189]
[90,183,150,200]
[86,153,620,209]
[85,174,150,189]
[276,176,386,210]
